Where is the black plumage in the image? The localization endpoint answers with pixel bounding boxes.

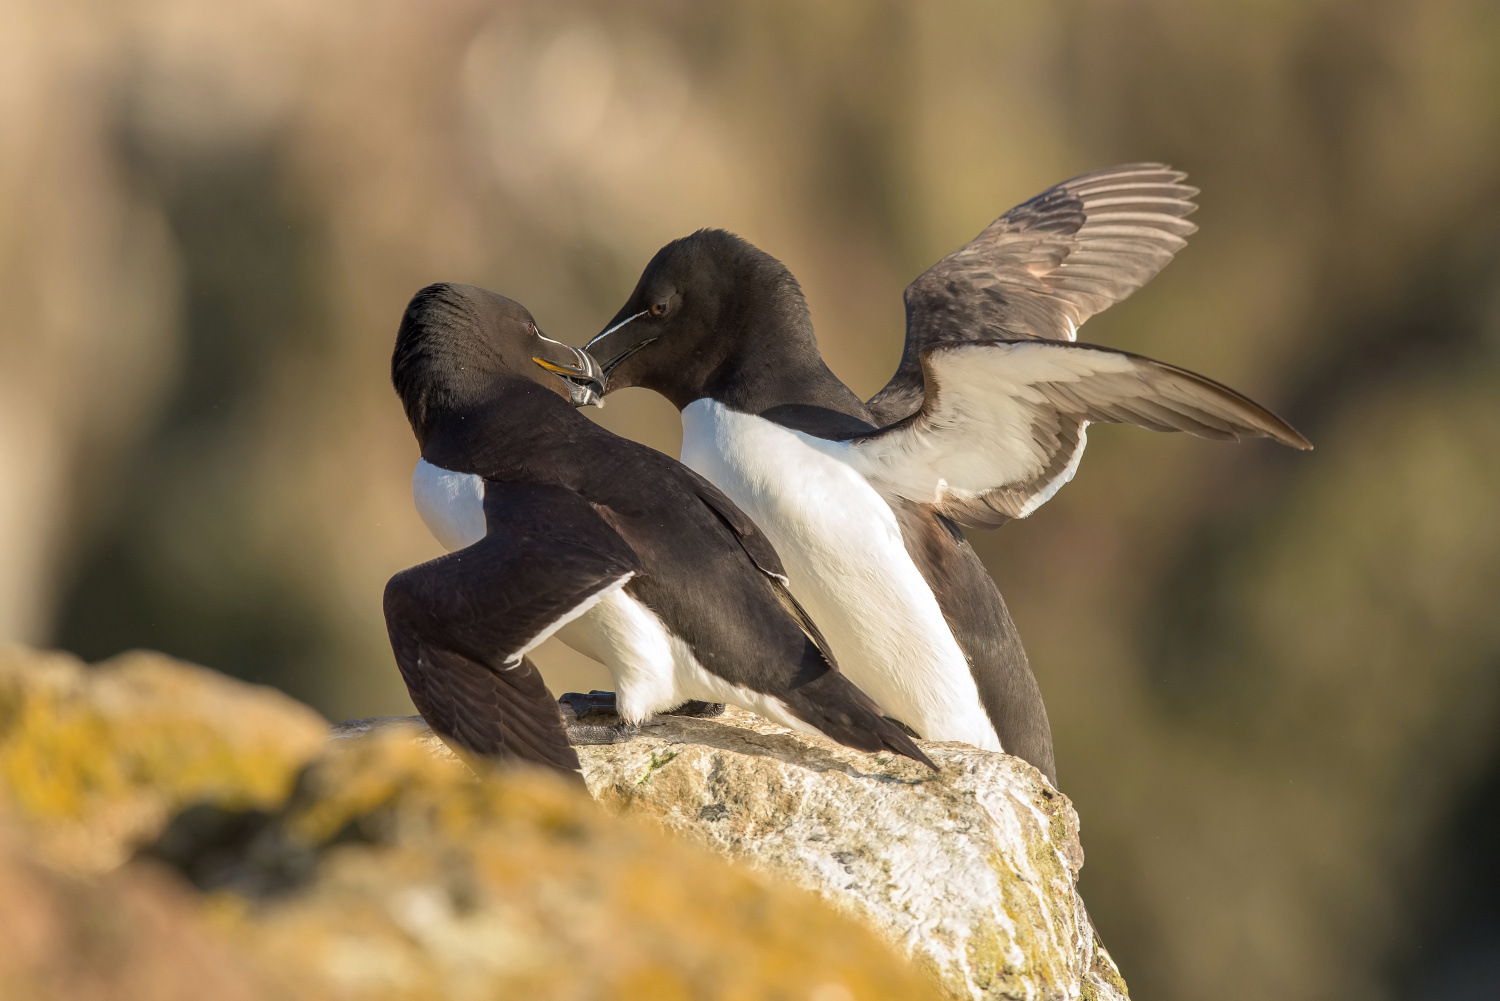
[587,229,1063,782]
[585,164,1310,787]
[385,283,933,777]
[384,483,641,777]
[873,163,1201,421]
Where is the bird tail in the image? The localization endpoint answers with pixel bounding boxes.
[789,670,938,772]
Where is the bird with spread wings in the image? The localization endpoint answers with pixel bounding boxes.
[851,163,1309,528]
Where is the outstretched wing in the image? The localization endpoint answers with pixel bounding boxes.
[850,340,1310,528]
[383,483,642,775]
[869,164,1199,423]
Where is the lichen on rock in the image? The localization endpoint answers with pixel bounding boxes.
[0,645,1127,999]
[578,707,1128,1001]
[0,646,327,874]
[183,725,944,1000]
[0,646,942,1001]
[0,816,296,1001]
[347,705,1130,1001]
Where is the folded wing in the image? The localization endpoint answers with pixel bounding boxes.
[678,468,845,672]
[870,164,1199,422]
[383,483,642,775]
[850,340,1311,528]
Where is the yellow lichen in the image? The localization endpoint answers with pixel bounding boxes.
[218,731,945,1000]
[0,646,942,1000]
[0,647,326,873]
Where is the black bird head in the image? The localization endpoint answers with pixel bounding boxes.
[392,283,603,445]
[586,229,819,410]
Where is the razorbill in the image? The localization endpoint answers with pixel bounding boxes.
[383,282,933,776]
[585,164,1312,785]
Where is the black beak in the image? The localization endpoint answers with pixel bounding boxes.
[584,309,655,389]
[532,333,606,407]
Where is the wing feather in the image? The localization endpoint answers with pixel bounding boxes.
[383,483,642,775]
[849,340,1310,528]
[870,163,1200,423]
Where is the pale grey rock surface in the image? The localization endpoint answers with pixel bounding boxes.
[334,708,1129,1001]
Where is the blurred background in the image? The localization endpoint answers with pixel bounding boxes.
[3,0,1498,997]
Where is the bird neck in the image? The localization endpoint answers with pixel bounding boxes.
[703,306,872,424]
[417,382,598,481]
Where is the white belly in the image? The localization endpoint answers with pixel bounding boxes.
[554,591,815,733]
[679,399,1002,751]
[411,458,812,732]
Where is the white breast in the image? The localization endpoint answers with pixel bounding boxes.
[555,590,816,733]
[412,459,486,550]
[679,399,1002,751]
[410,458,812,733]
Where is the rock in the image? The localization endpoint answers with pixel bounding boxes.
[186,725,943,1000]
[342,707,1130,1001]
[0,818,296,1001]
[0,644,1125,999]
[0,646,940,1001]
[0,645,328,874]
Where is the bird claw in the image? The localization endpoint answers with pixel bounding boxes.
[558,691,636,745]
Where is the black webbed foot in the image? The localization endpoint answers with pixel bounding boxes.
[666,700,726,718]
[565,717,641,745]
[559,690,620,719]
[557,692,726,745]
[559,690,639,745]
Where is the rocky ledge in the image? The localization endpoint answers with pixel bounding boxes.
[340,705,1128,1001]
[0,645,1127,1001]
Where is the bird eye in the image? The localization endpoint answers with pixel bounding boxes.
[649,300,669,317]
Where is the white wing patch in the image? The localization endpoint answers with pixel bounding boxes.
[1016,425,1088,518]
[851,338,1307,525]
[850,342,1133,508]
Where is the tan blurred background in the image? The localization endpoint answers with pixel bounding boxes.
[4,0,1498,997]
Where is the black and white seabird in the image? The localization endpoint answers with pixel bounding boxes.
[585,164,1312,785]
[383,282,933,776]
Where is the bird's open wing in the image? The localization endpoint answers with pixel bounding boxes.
[383,483,642,774]
[869,164,1199,423]
[849,340,1310,528]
